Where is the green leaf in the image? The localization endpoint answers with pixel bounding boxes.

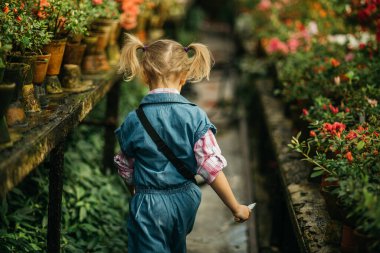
[79,207,87,222]
[357,141,365,150]
[310,170,324,178]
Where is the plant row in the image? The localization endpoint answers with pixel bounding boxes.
[236,0,380,252]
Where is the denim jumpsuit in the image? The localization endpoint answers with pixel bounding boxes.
[115,93,217,253]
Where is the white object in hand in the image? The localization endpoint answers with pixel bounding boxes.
[248,203,256,211]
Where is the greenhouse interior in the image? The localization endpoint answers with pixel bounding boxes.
[0,0,380,252]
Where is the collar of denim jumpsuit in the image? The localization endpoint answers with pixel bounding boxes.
[140,93,197,106]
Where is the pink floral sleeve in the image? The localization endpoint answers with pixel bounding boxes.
[193,129,227,184]
[114,153,134,185]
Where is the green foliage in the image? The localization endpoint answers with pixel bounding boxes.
[0,2,52,54]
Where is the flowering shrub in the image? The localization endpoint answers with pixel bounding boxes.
[0,1,52,53]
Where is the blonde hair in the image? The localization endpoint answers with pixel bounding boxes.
[118,33,214,86]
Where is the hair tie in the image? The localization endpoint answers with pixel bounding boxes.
[184,47,189,53]
[142,45,147,52]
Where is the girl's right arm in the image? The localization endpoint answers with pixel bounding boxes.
[210,171,251,222]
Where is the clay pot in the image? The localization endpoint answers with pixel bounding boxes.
[83,35,99,56]
[0,83,16,144]
[107,20,121,65]
[62,42,87,66]
[3,63,29,126]
[92,18,114,49]
[43,39,67,76]
[93,30,110,53]
[33,53,51,85]
[7,53,37,84]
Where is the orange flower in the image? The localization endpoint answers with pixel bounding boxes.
[16,16,22,22]
[3,5,9,14]
[310,130,317,137]
[345,152,353,162]
[330,58,340,67]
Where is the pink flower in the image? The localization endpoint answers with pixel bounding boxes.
[302,108,309,116]
[266,38,289,54]
[92,0,103,5]
[257,0,272,11]
[287,38,300,53]
[345,52,355,62]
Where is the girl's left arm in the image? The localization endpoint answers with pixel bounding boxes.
[114,153,135,195]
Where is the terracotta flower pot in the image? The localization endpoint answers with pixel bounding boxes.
[62,42,87,66]
[92,18,114,48]
[3,63,29,127]
[0,83,16,144]
[33,53,51,85]
[83,35,99,56]
[7,53,37,84]
[107,20,121,65]
[43,39,67,76]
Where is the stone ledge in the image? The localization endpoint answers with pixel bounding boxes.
[254,79,342,253]
[0,70,121,196]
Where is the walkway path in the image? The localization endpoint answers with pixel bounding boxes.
[185,22,258,253]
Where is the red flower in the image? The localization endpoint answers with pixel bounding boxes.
[16,16,22,22]
[322,104,327,110]
[3,5,9,14]
[345,107,350,113]
[346,131,357,140]
[331,58,340,67]
[345,152,353,162]
[302,108,309,116]
[359,43,366,49]
[310,130,317,137]
[329,104,339,114]
[13,8,18,14]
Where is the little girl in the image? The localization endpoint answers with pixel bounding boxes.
[114,34,251,253]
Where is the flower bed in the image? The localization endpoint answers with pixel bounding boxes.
[236,0,380,252]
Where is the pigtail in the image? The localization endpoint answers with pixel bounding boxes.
[186,43,214,82]
[118,33,145,81]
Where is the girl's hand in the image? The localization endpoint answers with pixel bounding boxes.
[233,205,251,223]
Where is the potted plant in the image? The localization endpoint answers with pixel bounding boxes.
[81,0,120,74]
[62,0,92,67]
[33,0,73,93]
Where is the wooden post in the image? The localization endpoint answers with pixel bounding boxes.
[102,81,121,171]
[47,141,65,253]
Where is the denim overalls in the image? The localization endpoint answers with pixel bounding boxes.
[115,93,216,253]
